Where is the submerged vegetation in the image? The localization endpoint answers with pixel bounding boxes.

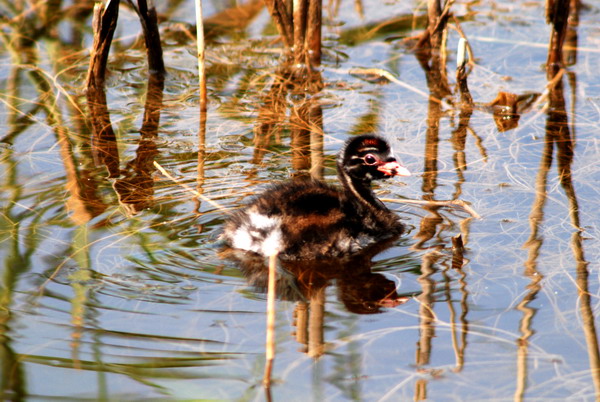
[0,0,599,399]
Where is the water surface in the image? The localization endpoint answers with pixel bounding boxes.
[0,0,599,400]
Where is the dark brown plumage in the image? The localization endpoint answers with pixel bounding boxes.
[222,135,410,259]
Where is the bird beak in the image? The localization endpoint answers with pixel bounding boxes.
[378,296,411,308]
[377,161,411,177]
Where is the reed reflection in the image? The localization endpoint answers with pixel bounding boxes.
[253,0,324,179]
[228,57,408,362]
[410,3,475,397]
[68,0,165,369]
[0,230,26,400]
[0,0,106,392]
[86,1,165,216]
[229,3,329,392]
[519,1,599,398]
[223,237,410,354]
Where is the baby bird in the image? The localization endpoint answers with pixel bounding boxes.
[222,135,410,259]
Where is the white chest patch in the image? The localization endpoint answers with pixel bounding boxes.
[248,210,279,229]
[229,209,283,257]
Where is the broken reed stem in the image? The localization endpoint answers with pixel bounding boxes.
[194,0,209,216]
[153,161,229,212]
[130,0,165,76]
[380,197,481,219]
[416,0,453,49]
[452,234,464,270]
[264,0,293,48]
[451,14,475,69]
[86,1,120,177]
[456,37,467,70]
[86,0,119,91]
[263,252,278,389]
[293,0,307,65]
[456,37,474,107]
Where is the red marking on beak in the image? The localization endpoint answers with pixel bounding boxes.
[377,161,411,177]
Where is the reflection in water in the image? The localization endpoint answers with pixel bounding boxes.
[447,246,469,372]
[113,66,164,215]
[57,0,169,379]
[86,1,165,216]
[573,231,600,396]
[223,237,411,355]
[410,7,477,398]
[231,4,326,392]
[483,91,540,133]
[0,234,26,400]
[0,1,99,397]
[451,54,473,200]
[1,0,599,399]
[86,1,120,178]
[251,64,324,177]
[415,38,449,200]
[519,2,600,399]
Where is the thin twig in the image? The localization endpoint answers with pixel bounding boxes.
[347,67,447,105]
[530,67,565,110]
[381,197,481,219]
[431,0,455,36]
[153,161,229,212]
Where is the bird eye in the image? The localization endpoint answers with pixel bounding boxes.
[364,154,378,165]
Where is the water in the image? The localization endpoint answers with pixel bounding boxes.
[0,0,599,400]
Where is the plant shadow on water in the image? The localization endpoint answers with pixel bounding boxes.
[0,0,599,400]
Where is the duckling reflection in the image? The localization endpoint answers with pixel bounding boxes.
[222,237,411,315]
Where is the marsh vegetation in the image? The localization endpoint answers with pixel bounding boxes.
[0,0,598,399]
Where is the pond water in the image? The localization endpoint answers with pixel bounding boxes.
[1,0,599,400]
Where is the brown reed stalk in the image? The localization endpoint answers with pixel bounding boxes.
[263,253,278,388]
[86,0,120,177]
[306,0,322,66]
[195,0,207,115]
[293,0,307,65]
[86,0,119,91]
[264,0,293,48]
[128,0,165,76]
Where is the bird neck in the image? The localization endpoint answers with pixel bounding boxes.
[337,165,386,211]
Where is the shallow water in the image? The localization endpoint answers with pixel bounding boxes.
[1,0,599,400]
